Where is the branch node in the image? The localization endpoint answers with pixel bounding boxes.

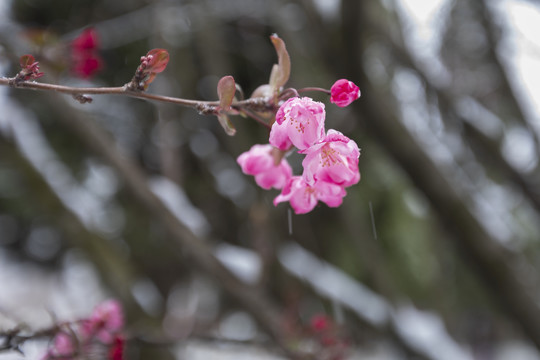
[196,103,217,115]
[72,94,93,104]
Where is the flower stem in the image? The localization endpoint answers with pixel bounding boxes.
[297,86,331,95]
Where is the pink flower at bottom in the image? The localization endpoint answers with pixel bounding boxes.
[330,79,360,107]
[301,129,360,187]
[108,335,125,360]
[82,299,124,344]
[42,332,75,360]
[237,144,292,190]
[274,176,346,214]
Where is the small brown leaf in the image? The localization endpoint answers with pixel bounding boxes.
[217,113,236,136]
[269,34,290,92]
[217,75,236,110]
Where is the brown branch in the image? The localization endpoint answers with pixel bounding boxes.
[0,77,203,107]
[0,77,275,116]
[0,326,57,354]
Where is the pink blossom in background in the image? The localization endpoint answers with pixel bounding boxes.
[72,28,99,51]
[82,299,124,344]
[274,176,346,214]
[310,314,331,332]
[301,129,360,187]
[73,55,102,79]
[108,335,125,360]
[71,28,103,79]
[330,79,360,107]
[269,97,326,150]
[41,300,125,360]
[42,332,74,360]
[237,144,292,189]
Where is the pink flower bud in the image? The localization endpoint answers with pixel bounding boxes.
[237,144,292,190]
[269,97,326,151]
[330,79,360,107]
[274,176,346,214]
[300,129,360,187]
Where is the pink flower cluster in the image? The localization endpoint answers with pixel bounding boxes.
[42,300,125,360]
[237,79,361,214]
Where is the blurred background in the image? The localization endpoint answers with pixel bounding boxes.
[1,0,540,359]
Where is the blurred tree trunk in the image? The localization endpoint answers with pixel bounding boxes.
[336,0,540,350]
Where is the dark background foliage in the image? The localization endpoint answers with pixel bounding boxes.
[1,0,540,359]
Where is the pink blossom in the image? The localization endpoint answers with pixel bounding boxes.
[72,55,102,79]
[108,335,125,360]
[82,299,124,344]
[71,28,102,79]
[274,176,346,214]
[330,79,360,107]
[42,332,75,360]
[310,314,331,332]
[301,129,360,187]
[237,144,292,190]
[269,97,326,150]
[72,28,99,51]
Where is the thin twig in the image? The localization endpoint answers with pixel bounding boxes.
[297,87,331,95]
[0,77,275,115]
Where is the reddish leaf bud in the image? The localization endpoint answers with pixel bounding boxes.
[18,54,44,80]
[19,54,36,69]
[144,49,169,74]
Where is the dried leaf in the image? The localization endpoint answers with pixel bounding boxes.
[269,34,290,92]
[217,75,236,110]
[217,113,236,136]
